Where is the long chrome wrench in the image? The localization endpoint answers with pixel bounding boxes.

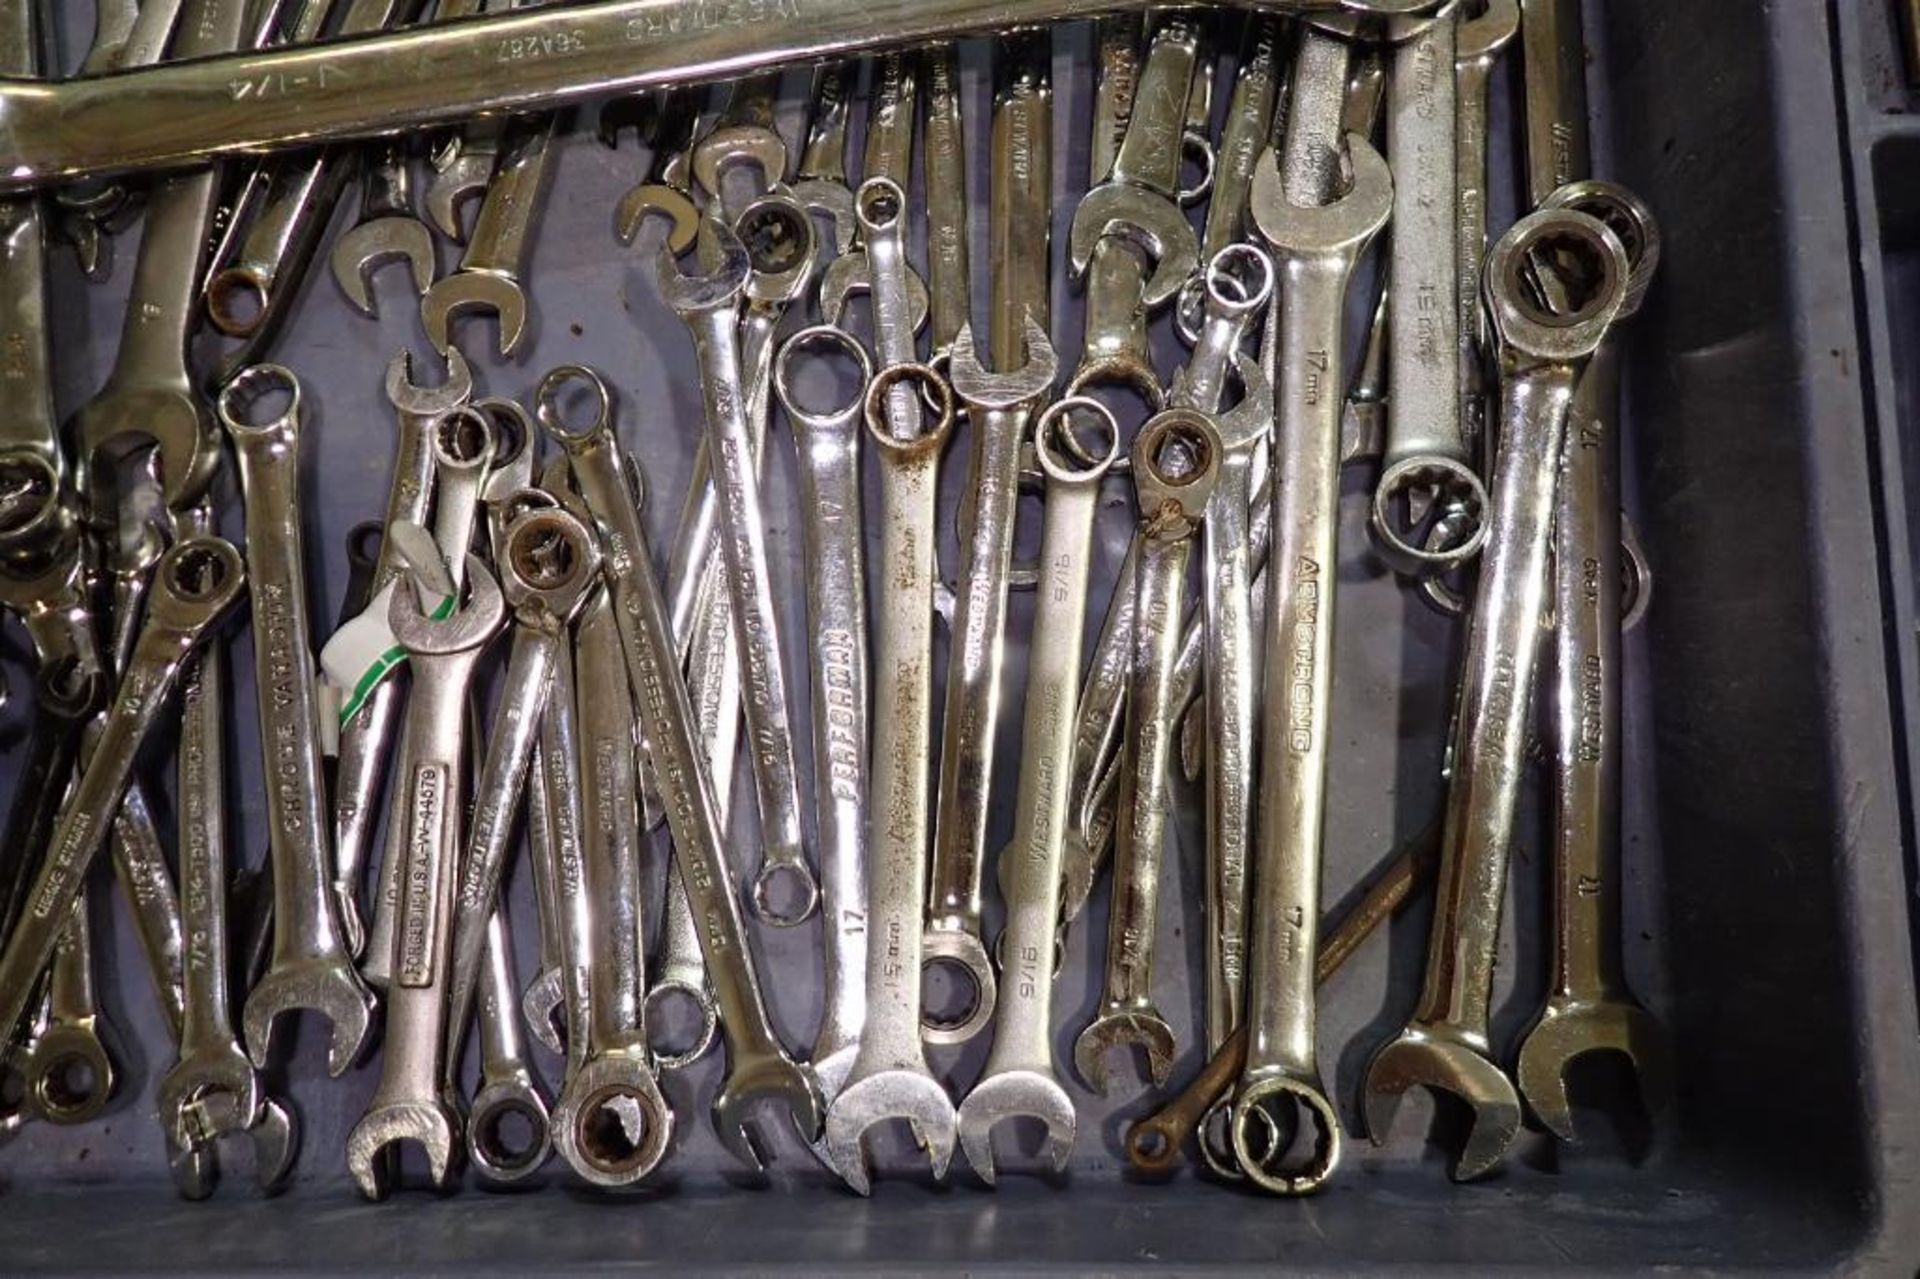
[772,325,873,1126]
[537,365,822,1174]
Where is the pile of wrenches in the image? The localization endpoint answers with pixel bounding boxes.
[0,0,1674,1201]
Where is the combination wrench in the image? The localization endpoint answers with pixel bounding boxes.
[923,319,1056,1047]
[537,365,821,1173]
[0,540,245,1093]
[422,110,559,359]
[1072,409,1220,1096]
[329,138,437,319]
[551,587,674,1186]
[330,346,473,963]
[1230,130,1392,1196]
[442,505,599,1096]
[655,222,819,925]
[772,326,872,1129]
[223,365,377,1079]
[1514,181,1673,1140]
[817,53,931,335]
[1067,13,1203,404]
[955,398,1120,1183]
[346,551,505,1198]
[1368,3,1490,578]
[820,362,959,1195]
[1363,206,1632,1182]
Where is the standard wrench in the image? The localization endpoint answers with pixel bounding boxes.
[820,362,959,1195]
[223,365,377,1079]
[1230,130,1392,1196]
[421,0,513,240]
[1072,409,1220,1096]
[346,552,504,1198]
[609,85,704,258]
[791,62,858,257]
[1454,0,1519,460]
[656,221,819,925]
[923,319,1057,1046]
[536,365,821,1173]
[1514,181,1672,1140]
[66,0,251,514]
[816,53,931,334]
[443,505,599,1091]
[921,43,970,364]
[955,398,1119,1183]
[1369,4,1490,578]
[551,588,673,1186]
[421,111,559,359]
[329,139,437,318]
[1363,207,1632,1183]
[362,405,496,988]
[772,326,872,1122]
[1177,244,1276,1175]
[1067,14,1204,403]
[0,540,245,1087]
[330,346,473,962]
[690,72,788,220]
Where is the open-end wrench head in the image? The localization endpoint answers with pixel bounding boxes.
[956,1071,1076,1185]
[1248,132,1394,259]
[425,157,492,243]
[156,1044,261,1152]
[1363,1031,1523,1182]
[1209,352,1275,453]
[1514,998,1674,1143]
[1230,1075,1343,1197]
[1458,0,1520,61]
[241,955,376,1078]
[613,184,700,255]
[1072,1009,1177,1095]
[388,553,506,654]
[692,127,789,208]
[521,969,567,1057]
[1067,183,1201,306]
[552,1055,672,1187]
[248,1096,299,1192]
[1539,181,1661,322]
[788,177,857,257]
[735,191,819,305]
[330,217,437,318]
[69,388,219,512]
[346,1098,461,1199]
[168,1138,217,1201]
[468,1075,553,1184]
[816,250,931,331]
[1306,0,1455,42]
[946,317,1058,410]
[823,1070,957,1195]
[385,346,473,418]
[711,1052,824,1173]
[653,216,751,314]
[420,272,530,359]
[1485,209,1633,367]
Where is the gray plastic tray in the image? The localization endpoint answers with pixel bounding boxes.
[1,0,1917,1271]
